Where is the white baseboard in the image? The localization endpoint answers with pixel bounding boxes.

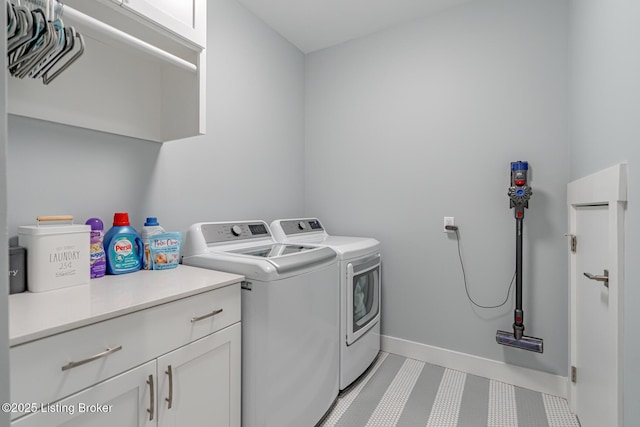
[381,335,568,398]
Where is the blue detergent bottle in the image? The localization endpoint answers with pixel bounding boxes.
[104,212,144,274]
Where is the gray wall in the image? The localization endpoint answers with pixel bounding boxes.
[140,0,306,230]
[569,0,640,423]
[7,0,305,237]
[305,0,569,375]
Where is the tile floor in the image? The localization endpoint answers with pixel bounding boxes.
[320,352,580,427]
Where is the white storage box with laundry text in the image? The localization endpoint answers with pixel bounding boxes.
[18,216,90,292]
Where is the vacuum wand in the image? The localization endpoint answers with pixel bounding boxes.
[496,161,543,353]
[514,217,524,340]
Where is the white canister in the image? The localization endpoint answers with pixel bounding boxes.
[18,216,91,292]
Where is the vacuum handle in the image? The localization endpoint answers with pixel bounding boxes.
[515,218,523,310]
[514,217,524,339]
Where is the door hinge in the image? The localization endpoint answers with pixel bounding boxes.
[241,280,252,291]
[571,365,577,383]
[567,234,577,253]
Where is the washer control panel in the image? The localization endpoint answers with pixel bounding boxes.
[201,221,271,243]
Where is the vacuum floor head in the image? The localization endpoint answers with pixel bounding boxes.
[496,330,544,353]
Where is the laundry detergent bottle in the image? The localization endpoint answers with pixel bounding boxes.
[140,217,165,270]
[86,217,106,278]
[104,212,144,274]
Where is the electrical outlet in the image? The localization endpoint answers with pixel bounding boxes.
[444,217,455,233]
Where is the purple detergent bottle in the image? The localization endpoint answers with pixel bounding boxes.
[86,218,106,278]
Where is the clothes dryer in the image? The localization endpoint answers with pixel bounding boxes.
[182,220,339,427]
[270,218,381,390]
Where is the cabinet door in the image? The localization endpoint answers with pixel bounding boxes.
[121,0,206,47]
[157,323,241,427]
[12,362,155,427]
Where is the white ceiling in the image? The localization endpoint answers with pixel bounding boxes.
[236,0,475,53]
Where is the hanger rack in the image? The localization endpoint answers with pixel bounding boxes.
[6,0,196,86]
[62,6,197,73]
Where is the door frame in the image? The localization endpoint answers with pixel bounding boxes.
[567,163,627,425]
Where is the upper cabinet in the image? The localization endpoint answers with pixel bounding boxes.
[7,0,207,143]
[118,0,206,48]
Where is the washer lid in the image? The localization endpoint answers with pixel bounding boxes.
[232,243,317,258]
[230,244,336,274]
[182,245,336,280]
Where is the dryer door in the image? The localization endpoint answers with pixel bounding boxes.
[346,254,380,345]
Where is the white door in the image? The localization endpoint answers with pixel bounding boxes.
[574,205,616,427]
[568,163,626,427]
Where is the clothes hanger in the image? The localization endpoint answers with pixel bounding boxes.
[43,29,84,84]
[7,1,18,39]
[10,7,44,58]
[21,0,63,78]
[16,18,57,78]
[7,3,33,69]
[28,4,70,78]
[36,23,72,76]
[6,0,48,77]
[6,0,86,83]
[30,18,65,78]
[8,7,39,73]
[9,8,48,76]
[7,6,33,52]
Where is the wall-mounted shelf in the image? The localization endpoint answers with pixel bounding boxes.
[7,0,206,143]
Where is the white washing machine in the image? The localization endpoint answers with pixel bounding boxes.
[182,220,339,427]
[270,218,381,390]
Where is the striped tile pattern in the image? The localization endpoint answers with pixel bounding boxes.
[321,353,579,427]
[426,369,466,427]
[488,381,517,427]
[365,358,425,426]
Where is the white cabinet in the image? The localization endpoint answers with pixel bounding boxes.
[13,325,241,427]
[119,0,206,48]
[157,324,241,427]
[13,361,156,427]
[7,0,206,142]
[10,282,241,427]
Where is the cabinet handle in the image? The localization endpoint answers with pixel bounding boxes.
[165,365,174,409]
[61,345,123,371]
[147,374,154,421]
[191,308,223,323]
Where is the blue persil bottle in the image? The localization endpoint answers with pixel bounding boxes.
[104,212,144,274]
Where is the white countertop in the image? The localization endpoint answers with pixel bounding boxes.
[9,265,244,347]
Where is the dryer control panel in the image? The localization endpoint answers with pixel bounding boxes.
[277,219,324,236]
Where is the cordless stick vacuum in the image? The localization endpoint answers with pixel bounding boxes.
[496,161,544,353]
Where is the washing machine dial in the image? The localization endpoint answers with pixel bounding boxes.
[231,225,242,236]
[298,221,307,230]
